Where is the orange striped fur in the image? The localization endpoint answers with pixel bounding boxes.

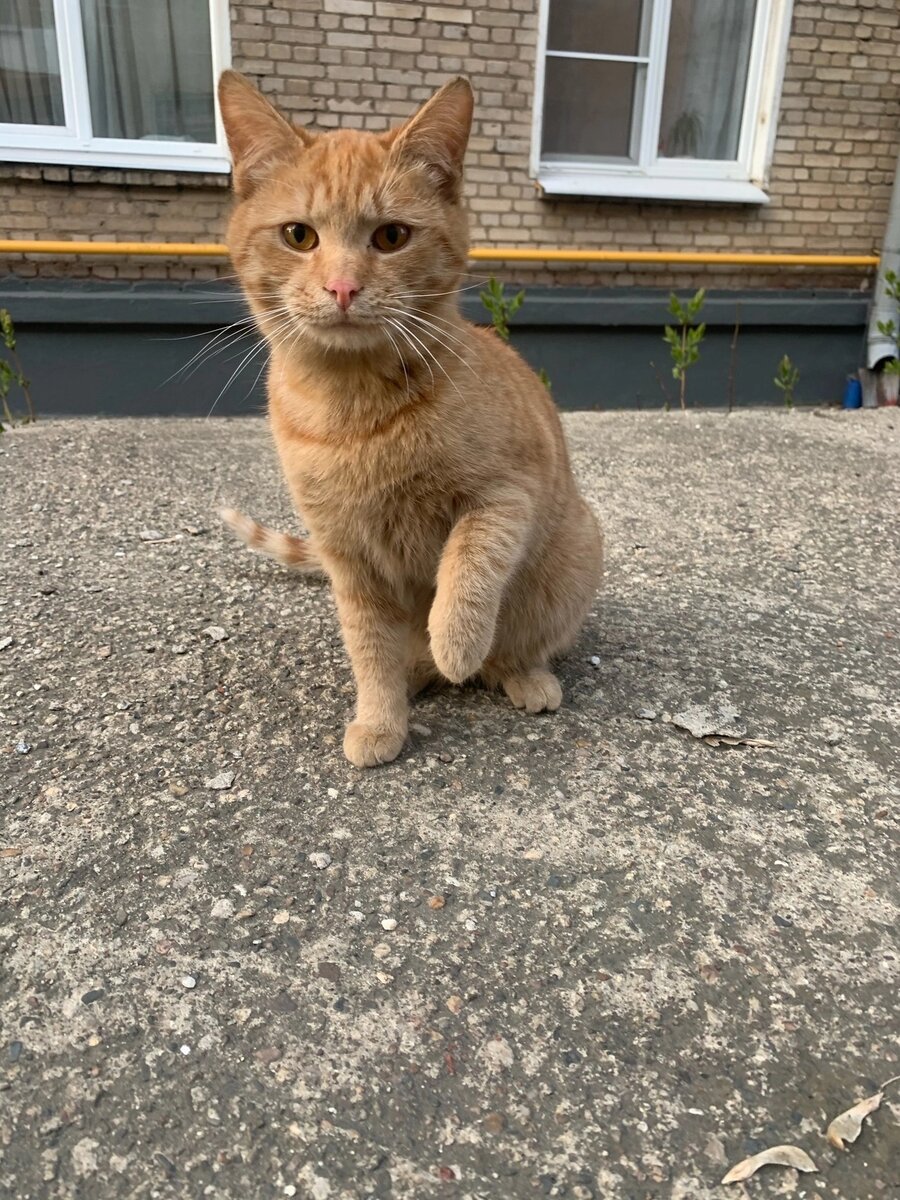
[218,71,603,767]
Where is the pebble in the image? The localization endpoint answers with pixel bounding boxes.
[203,625,228,642]
[381,918,397,931]
[589,655,601,667]
[204,770,236,791]
[211,898,234,919]
[635,707,658,720]
[181,975,196,990]
[446,995,463,1014]
[114,909,128,927]
[15,741,31,755]
[372,942,391,959]
[0,636,13,651]
[349,909,364,923]
[138,528,164,542]
[427,895,446,910]
[8,1041,23,1063]
[272,910,290,925]
[179,1044,191,1056]
[309,852,332,869]
[284,1187,297,1197]
[171,644,188,656]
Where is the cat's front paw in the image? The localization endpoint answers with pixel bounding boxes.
[429,617,492,684]
[343,722,406,768]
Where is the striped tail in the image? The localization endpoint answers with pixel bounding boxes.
[219,507,323,574]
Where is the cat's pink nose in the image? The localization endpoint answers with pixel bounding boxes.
[326,279,360,312]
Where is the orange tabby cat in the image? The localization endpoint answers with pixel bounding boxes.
[217,70,603,768]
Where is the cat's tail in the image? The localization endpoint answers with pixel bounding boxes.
[219,507,324,575]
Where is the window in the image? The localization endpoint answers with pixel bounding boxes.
[532,0,793,203]
[0,0,230,172]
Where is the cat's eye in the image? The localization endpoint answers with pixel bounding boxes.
[372,223,411,253]
[282,223,319,252]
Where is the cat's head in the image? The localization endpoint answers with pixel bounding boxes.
[219,71,473,355]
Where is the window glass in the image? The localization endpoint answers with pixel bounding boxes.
[659,0,757,160]
[547,0,647,58]
[0,0,65,126]
[542,58,642,161]
[80,0,215,141]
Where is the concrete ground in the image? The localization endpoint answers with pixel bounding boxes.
[1,411,898,1200]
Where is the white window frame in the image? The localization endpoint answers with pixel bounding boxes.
[531,0,794,204]
[0,0,231,173]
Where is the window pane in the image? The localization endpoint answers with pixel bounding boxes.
[80,0,215,142]
[659,0,757,160]
[0,0,65,126]
[547,0,647,58]
[542,58,642,161]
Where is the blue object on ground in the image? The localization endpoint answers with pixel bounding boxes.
[842,377,863,408]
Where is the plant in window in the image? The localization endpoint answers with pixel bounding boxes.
[667,110,703,158]
[664,289,706,412]
[480,277,525,342]
[0,310,34,431]
[773,355,800,409]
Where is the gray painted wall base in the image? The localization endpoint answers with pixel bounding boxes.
[0,278,868,415]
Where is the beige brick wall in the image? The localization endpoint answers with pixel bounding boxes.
[1,0,897,292]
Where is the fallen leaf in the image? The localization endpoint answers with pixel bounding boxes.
[0,847,23,857]
[722,1145,817,1184]
[703,735,776,749]
[826,1091,882,1150]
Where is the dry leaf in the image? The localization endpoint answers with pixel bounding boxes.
[722,1145,817,1184]
[0,847,23,858]
[826,1092,882,1150]
[703,735,776,749]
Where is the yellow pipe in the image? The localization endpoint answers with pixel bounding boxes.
[0,239,880,268]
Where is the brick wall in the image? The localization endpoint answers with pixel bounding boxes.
[1,0,897,292]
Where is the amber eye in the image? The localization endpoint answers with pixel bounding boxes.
[282,223,319,252]
[372,223,411,253]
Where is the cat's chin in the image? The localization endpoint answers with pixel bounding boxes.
[304,321,388,355]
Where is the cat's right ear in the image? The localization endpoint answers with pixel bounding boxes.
[218,70,313,198]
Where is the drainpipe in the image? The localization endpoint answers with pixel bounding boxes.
[867,150,900,367]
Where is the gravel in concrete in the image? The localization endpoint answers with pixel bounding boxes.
[1,411,898,1199]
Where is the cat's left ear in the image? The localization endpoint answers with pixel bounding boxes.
[387,78,474,199]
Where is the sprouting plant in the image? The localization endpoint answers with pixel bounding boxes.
[480,277,551,389]
[0,309,34,431]
[876,268,900,378]
[663,288,706,412]
[774,354,800,408]
[480,276,524,342]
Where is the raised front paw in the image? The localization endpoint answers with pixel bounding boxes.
[343,722,406,769]
[428,612,493,684]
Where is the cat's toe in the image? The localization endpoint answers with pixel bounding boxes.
[503,670,563,714]
[343,722,406,768]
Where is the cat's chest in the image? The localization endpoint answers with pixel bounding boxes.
[289,440,455,567]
